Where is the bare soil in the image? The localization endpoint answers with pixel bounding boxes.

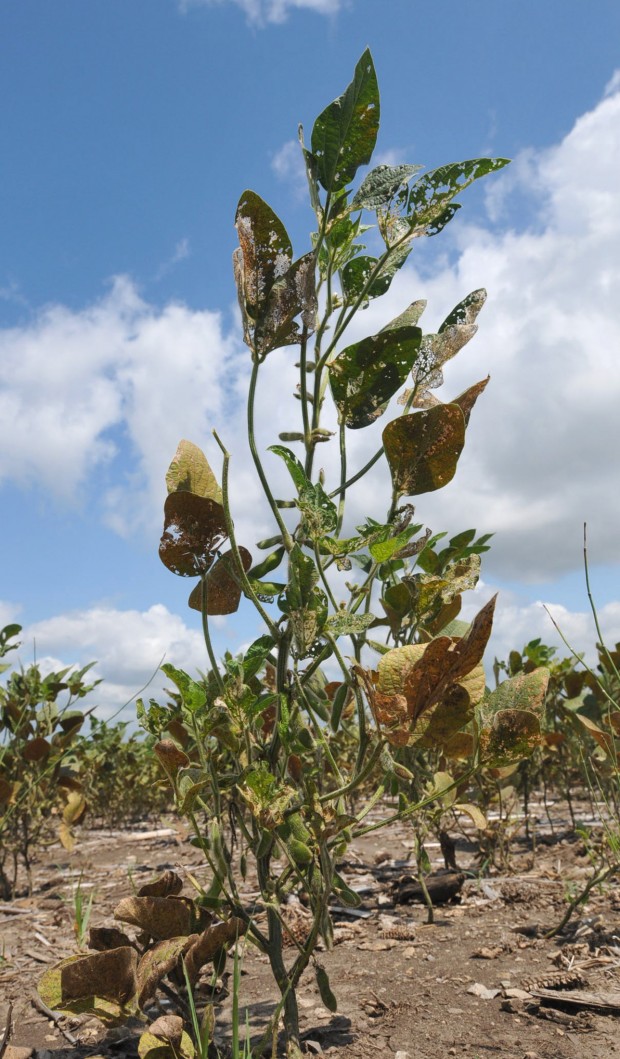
[2,801,620,1059]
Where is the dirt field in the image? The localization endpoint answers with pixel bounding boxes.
[1,801,620,1059]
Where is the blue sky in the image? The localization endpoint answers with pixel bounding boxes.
[1,0,619,718]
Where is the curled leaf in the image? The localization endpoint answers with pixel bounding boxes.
[188,547,253,616]
[184,917,247,985]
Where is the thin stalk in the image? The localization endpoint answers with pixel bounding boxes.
[213,430,280,639]
[583,523,620,683]
[246,359,294,550]
[200,576,225,695]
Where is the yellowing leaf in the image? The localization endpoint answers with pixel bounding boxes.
[165,440,223,504]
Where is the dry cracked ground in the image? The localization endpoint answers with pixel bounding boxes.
[1,800,620,1059]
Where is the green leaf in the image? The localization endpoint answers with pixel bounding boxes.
[324,611,376,635]
[269,445,338,537]
[242,635,275,682]
[279,545,328,657]
[406,158,509,237]
[330,325,422,429]
[383,405,465,498]
[481,667,550,723]
[439,287,487,332]
[341,255,391,304]
[165,440,223,504]
[161,664,206,713]
[176,767,209,814]
[351,163,422,209]
[311,48,379,193]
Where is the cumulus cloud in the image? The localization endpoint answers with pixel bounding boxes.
[331,77,620,581]
[179,0,346,24]
[1,77,619,591]
[11,603,221,723]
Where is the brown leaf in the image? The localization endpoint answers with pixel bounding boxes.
[453,376,490,426]
[60,947,138,1005]
[22,737,51,762]
[136,937,194,1009]
[184,917,247,984]
[89,926,135,952]
[114,896,210,940]
[188,547,252,615]
[154,739,190,774]
[138,870,184,899]
[159,491,228,578]
[382,404,465,498]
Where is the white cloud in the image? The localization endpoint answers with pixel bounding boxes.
[1,77,620,591]
[461,581,620,674]
[179,0,346,24]
[330,77,620,581]
[271,140,307,199]
[12,604,216,723]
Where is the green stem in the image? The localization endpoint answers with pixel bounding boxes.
[199,576,225,695]
[213,430,280,639]
[247,358,294,550]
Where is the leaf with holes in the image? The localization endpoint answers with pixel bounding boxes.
[311,48,379,193]
[234,190,293,326]
[159,492,228,577]
[330,326,422,429]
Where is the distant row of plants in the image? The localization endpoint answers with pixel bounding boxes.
[0,623,171,899]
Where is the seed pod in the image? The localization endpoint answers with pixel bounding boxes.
[330,683,349,732]
[315,964,337,1012]
[248,547,285,580]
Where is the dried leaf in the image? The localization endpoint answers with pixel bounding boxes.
[138,1015,195,1059]
[89,927,134,952]
[184,917,247,984]
[22,737,51,762]
[114,896,210,940]
[38,948,139,1024]
[153,739,190,774]
[383,405,465,498]
[138,871,184,899]
[159,492,228,578]
[188,547,252,615]
[137,937,194,1009]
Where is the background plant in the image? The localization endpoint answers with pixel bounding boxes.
[0,629,97,898]
[76,717,172,828]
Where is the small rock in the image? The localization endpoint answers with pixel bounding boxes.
[394,1053,411,1059]
[467,982,500,1000]
[504,988,532,1001]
